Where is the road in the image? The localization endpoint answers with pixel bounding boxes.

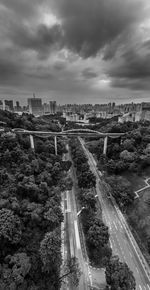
[79,137,150,290]
[61,148,91,290]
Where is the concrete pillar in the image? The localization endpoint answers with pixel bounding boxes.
[103,136,108,155]
[30,134,35,150]
[3,100,5,111]
[54,136,57,155]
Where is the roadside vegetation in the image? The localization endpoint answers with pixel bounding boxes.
[0,110,78,290]
[86,119,150,265]
[70,137,135,289]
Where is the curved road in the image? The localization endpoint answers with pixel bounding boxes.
[79,137,150,290]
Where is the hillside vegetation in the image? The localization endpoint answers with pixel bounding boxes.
[0,111,71,290]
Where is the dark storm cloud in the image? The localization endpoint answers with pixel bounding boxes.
[111,78,150,91]
[110,50,150,78]
[0,0,146,60]
[0,55,23,84]
[53,61,67,71]
[82,68,98,79]
[0,0,63,59]
[0,0,150,102]
[107,47,150,90]
[9,23,63,58]
[51,0,144,58]
[143,39,150,49]
[0,0,40,19]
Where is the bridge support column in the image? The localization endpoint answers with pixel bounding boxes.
[103,136,108,155]
[3,100,5,111]
[54,136,57,155]
[30,134,35,150]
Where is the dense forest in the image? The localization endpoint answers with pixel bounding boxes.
[87,120,150,210]
[0,110,73,290]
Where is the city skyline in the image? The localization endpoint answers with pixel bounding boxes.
[0,0,150,104]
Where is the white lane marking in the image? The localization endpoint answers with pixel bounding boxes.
[118,220,123,229]
[136,267,139,273]
[88,266,93,287]
[65,209,71,213]
[129,251,133,258]
[74,220,81,249]
[147,285,150,290]
[70,236,75,257]
[139,285,142,290]
[113,221,118,230]
[110,240,113,248]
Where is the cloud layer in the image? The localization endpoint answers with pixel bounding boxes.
[0,0,150,104]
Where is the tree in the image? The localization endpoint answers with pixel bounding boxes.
[44,205,64,229]
[122,139,135,152]
[87,218,109,248]
[80,189,96,211]
[105,257,136,290]
[61,160,72,172]
[78,170,96,188]
[39,230,61,273]
[105,159,116,174]
[0,253,31,289]
[60,176,73,191]
[0,208,22,245]
[120,150,136,162]
[9,252,31,284]
[106,176,134,210]
[59,257,81,287]
[80,162,89,172]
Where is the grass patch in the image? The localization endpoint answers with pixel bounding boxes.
[127,187,150,264]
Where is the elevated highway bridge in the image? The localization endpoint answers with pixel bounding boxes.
[1,128,125,155]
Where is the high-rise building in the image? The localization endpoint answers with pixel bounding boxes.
[5,100,13,111]
[16,101,20,108]
[28,97,43,116]
[43,103,50,114]
[0,100,9,111]
[50,101,57,114]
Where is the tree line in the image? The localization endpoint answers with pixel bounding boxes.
[0,110,75,290]
[69,137,136,289]
[87,121,150,211]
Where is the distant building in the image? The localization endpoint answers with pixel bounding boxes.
[14,101,22,112]
[43,103,50,114]
[16,101,20,109]
[5,100,13,111]
[0,100,9,111]
[118,112,136,123]
[28,98,43,116]
[63,111,80,122]
[140,102,150,121]
[118,102,150,123]
[50,101,57,114]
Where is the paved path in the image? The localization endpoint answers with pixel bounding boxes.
[135,178,150,198]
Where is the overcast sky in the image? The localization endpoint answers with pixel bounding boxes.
[0,0,150,105]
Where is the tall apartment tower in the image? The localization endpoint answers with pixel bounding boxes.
[5,100,13,111]
[49,101,57,114]
[28,97,42,116]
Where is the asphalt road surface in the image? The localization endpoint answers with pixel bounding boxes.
[61,149,91,290]
[79,137,150,290]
